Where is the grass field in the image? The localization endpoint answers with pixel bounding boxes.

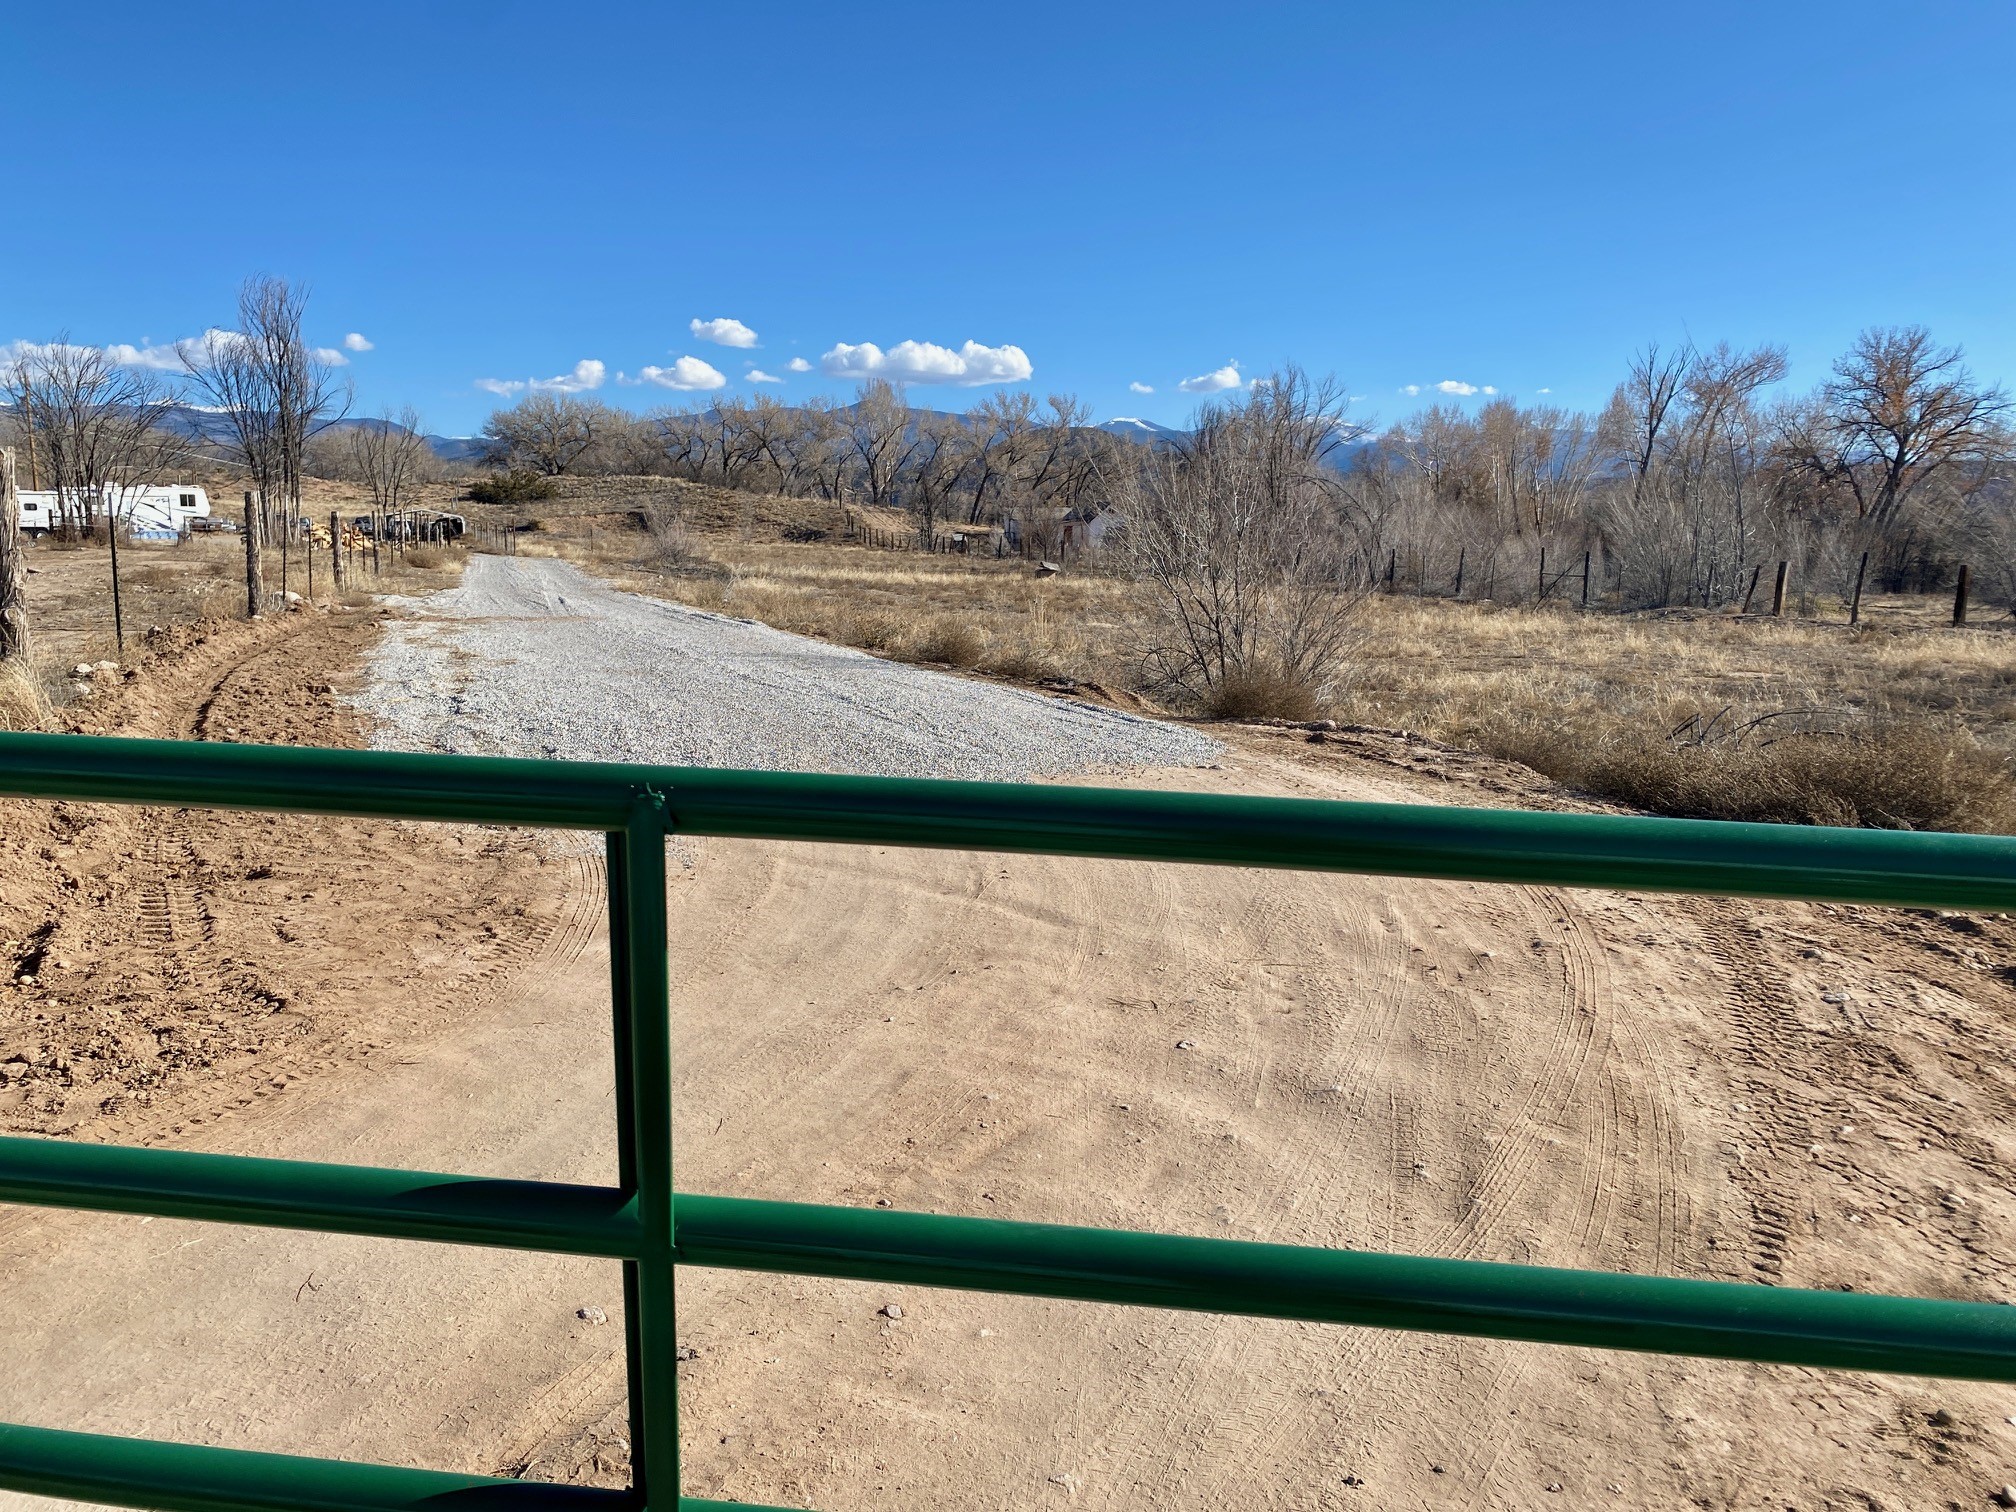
[511,487,2016,832]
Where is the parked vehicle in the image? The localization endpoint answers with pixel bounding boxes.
[15,485,212,541]
[359,508,466,543]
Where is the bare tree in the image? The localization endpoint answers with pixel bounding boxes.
[4,340,183,647]
[182,277,350,590]
[1115,368,1369,702]
[1602,343,1694,500]
[481,393,610,475]
[347,407,436,516]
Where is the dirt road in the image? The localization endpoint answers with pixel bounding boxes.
[5,582,2016,1511]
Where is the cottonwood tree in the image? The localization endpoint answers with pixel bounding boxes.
[480,393,612,474]
[900,411,968,542]
[846,381,915,506]
[1821,326,2011,528]
[1115,368,1369,701]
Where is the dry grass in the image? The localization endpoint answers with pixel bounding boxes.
[1202,665,1323,723]
[902,617,989,668]
[582,532,1130,687]
[529,494,2016,832]
[1340,599,2016,832]
[0,659,49,732]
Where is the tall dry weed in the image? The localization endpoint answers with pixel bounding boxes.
[0,660,50,732]
[1466,706,2014,833]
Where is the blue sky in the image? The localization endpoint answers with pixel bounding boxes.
[4,0,2011,436]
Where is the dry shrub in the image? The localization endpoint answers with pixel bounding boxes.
[403,546,446,570]
[1202,663,1323,723]
[981,636,1077,682]
[846,610,910,651]
[640,506,701,572]
[905,617,988,668]
[0,660,50,732]
[1474,710,2015,833]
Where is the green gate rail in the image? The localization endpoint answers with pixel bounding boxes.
[2,729,2015,1512]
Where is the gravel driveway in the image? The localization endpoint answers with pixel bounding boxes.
[351,555,1221,780]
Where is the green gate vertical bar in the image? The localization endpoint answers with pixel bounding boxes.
[607,797,678,1507]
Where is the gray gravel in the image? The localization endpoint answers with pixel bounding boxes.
[349,555,1221,781]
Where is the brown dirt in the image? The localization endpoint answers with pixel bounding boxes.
[0,606,559,1140]
[7,573,2016,1510]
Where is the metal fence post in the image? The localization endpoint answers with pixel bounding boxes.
[607,798,678,1507]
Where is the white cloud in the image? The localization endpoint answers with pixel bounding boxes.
[343,332,374,352]
[1434,380,1480,396]
[1400,384,1422,397]
[109,332,243,370]
[1537,387,1552,394]
[474,357,607,397]
[1177,361,1242,394]
[312,347,349,367]
[786,356,813,373]
[690,317,758,348]
[622,355,727,391]
[1129,381,1155,394]
[11,328,245,373]
[532,358,606,393]
[820,339,1032,386]
[1482,385,1498,395]
[746,368,783,384]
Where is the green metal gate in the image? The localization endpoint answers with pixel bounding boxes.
[2,729,2015,1512]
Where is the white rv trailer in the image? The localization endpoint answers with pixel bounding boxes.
[14,485,211,541]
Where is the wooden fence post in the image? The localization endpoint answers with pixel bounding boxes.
[1581,550,1591,608]
[1740,564,1762,614]
[1385,547,1396,592]
[243,491,264,618]
[1537,546,1548,603]
[1770,561,1789,617]
[0,449,27,660]
[1848,551,1868,625]
[1954,564,1971,627]
[1452,546,1465,598]
[330,512,344,589]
